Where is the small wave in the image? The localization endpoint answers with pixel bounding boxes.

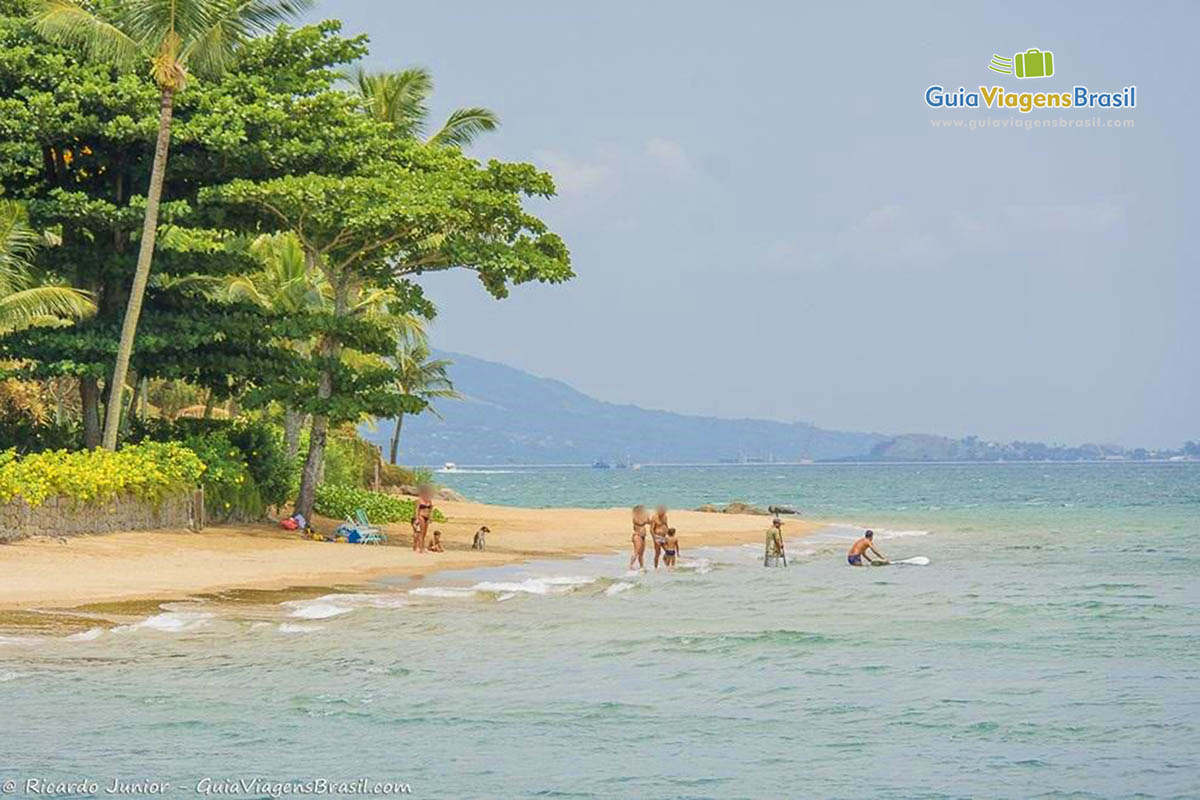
[0,634,44,647]
[66,627,105,642]
[114,611,214,634]
[0,670,30,682]
[472,576,597,596]
[676,558,713,574]
[409,586,478,599]
[605,582,635,596]
[286,602,354,620]
[411,575,598,600]
[876,529,931,539]
[284,593,408,618]
[278,623,324,634]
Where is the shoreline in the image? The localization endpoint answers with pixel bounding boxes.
[0,501,818,621]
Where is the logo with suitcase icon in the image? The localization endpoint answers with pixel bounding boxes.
[989,49,1054,79]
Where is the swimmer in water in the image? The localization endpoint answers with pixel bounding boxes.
[847,530,887,566]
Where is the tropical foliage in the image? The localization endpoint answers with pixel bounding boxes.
[350,65,500,147]
[313,483,444,525]
[0,200,92,333]
[387,328,457,464]
[32,0,314,449]
[0,440,204,507]
[0,4,573,520]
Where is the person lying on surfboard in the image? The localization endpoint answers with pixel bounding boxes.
[847,531,888,566]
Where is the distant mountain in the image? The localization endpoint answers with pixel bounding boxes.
[361,350,886,465]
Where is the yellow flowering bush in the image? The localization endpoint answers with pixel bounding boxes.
[0,442,206,508]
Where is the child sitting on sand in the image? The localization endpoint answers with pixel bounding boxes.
[428,530,445,553]
[663,528,680,569]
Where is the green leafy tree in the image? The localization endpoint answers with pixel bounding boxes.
[0,13,370,446]
[387,328,457,465]
[0,199,93,332]
[32,0,312,449]
[205,146,572,519]
[351,66,499,147]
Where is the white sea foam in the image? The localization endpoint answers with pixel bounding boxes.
[0,634,44,647]
[877,529,931,539]
[283,592,407,618]
[472,576,596,595]
[66,627,105,642]
[114,611,214,634]
[408,586,478,599]
[605,581,635,596]
[411,575,597,600]
[286,602,354,620]
[0,670,30,681]
[278,622,324,634]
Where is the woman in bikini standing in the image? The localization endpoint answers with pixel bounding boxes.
[630,505,650,570]
[650,506,670,569]
[411,485,434,552]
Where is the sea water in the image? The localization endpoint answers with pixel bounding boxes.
[1,463,1197,799]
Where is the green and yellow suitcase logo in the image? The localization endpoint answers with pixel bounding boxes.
[989,48,1055,79]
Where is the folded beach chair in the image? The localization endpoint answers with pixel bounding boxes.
[348,509,386,545]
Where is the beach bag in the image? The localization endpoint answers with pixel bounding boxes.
[281,517,298,530]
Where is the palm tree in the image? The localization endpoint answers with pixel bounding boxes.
[0,200,93,334]
[387,329,458,465]
[227,232,426,457]
[33,0,313,450]
[351,66,500,147]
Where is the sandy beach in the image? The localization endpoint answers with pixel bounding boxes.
[0,502,816,613]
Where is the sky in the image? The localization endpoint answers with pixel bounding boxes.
[309,1,1197,448]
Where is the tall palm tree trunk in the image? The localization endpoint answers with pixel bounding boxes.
[101,88,174,450]
[389,413,405,465]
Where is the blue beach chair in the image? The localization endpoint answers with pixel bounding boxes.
[345,509,386,544]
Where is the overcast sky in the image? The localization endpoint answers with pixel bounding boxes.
[309,1,1196,448]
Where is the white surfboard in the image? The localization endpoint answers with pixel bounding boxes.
[891,556,930,566]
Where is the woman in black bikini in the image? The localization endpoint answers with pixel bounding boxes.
[630,505,650,570]
[411,485,434,552]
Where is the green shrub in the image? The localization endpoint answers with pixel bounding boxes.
[323,428,380,488]
[0,442,205,508]
[130,418,293,520]
[313,484,446,524]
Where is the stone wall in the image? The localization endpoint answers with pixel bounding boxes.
[0,492,198,542]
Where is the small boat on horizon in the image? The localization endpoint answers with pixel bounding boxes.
[442,462,458,472]
[592,460,611,469]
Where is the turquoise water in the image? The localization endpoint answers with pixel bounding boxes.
[2,463,1198,799]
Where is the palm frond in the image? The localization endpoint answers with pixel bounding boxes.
[32,0,146,70]
[350,66,433,137]
[0,201,41,292]
[0,285,95,334]
[428,106,500,148]
[181,0,313,78]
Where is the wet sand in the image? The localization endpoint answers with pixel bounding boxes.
[0,502,816,613]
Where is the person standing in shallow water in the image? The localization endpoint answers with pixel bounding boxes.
[650,506,670,569]
[765,517,786,567]
[630,505,650,570]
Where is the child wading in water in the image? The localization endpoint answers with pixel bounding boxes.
[662,528,680,569]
